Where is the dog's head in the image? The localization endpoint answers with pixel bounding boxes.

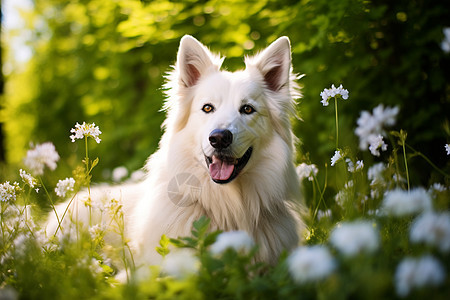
[164,36,300,184]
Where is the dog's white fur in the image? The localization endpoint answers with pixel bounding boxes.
[47,36,305,270]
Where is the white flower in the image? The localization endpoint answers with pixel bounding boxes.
[287,245,336,283]
[24,142,60,175]
[382,187,432,216]
[210,231,254,255]
[317,209,332,220]
[0,181,20,202]
[19,169,38,189]
[355,160,364,171]
[70,122,102,143]
[346,159,364,173]
[372,104,399,127]
[296,163,318,181]
[445,144,450,155]
[54,177,76,197]
[320,84,349,106]
[161,249,199,279]
[410,211,450,253]
[355,105,399,151]
[89,224,107,240]
[395,255,446,297]
[330,150,342,166]
[368,134,388,156]
[89,258,104,275]
[441,27,450,53]
[367,162,386,186]
[335,190,347,208]
[335,180,354,208]
[430,182,447,192]
[330,221,379,256]
[112,166,128,182]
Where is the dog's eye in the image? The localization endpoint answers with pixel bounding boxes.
[202,104,215,113]
[240,104,256,115]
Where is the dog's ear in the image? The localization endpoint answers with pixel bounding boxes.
[246,37,292,93]
[176,35,221,88]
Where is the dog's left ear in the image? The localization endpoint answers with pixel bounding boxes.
[246,37,292,93]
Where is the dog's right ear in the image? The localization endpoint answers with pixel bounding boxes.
[176,35,222,88]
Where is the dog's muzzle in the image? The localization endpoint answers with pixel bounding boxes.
[205,129,252,184]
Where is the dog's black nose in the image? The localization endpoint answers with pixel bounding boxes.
[209,129,233,149]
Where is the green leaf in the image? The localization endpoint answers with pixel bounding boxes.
[179,237,197,248]
[203,230,222,248]
[192,216,210,238]
[156,234,170,258]
[169,237,197,248]
[168,238,186,248]
[90,157,99,170]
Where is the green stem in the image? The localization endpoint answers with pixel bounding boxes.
[312,180,317,213]
[334,97,339,149]
[23,187,36,238]
[312,165,328,221]
[54,193,77,236]
[388,135,402,187]
[84,136,91,195]
[401,140,410,192]
[1,203,5,248]
[84,136,92,226]
[40,177,62,231]
[405,144,449,178]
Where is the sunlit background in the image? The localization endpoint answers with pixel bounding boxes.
[1,0,449,188]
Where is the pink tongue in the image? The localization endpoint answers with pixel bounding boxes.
[209,156,235,181]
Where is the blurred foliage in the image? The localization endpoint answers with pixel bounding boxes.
[1,0,449,185]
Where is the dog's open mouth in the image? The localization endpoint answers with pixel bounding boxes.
[205,147,253,184]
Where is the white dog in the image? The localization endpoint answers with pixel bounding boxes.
[47,35,305,272]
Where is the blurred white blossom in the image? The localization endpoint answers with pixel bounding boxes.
[335,181,354,208]
[287,245,336,283]
[430,182,447,192]
[330,221,379,256]
[320,84,349,106]
[368,134,388,156]
[24,142,60,175]
[112,166,128,182]
[70,122,102,143]
[355,105,399,152]
[441,27,450,53]
[296,163,318,181]
[367,162,386,186]
[445,144,450,155]
[395,255,446,297]
[346,159,364,173]
[89,223,107,240]
[210,231,254,255]
[161,250,199,279]
[410,211,450,253]
[382,187,432,216]
[317,209,332,220]
[55,178,76,197]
